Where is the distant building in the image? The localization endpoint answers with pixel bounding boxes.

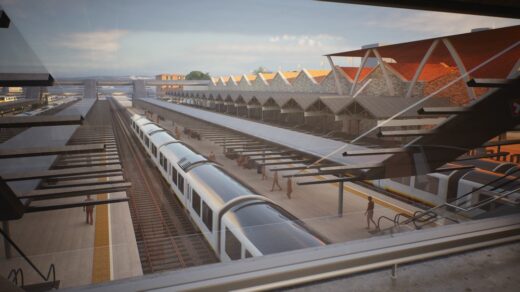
[155,74,186,95]
[0,87,23,94]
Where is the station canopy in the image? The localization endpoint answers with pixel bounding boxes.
[327,25,520,79]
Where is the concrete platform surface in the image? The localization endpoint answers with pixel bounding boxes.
[0,190,142,288]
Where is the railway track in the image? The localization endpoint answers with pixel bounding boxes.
[108,98,218,273]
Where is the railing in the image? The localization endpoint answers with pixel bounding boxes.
[376,168,520,232]
[79,214,520,291]
[7,268,24,287]
[0,227,57,287]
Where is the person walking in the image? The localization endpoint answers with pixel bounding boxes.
[271,170,282,191]
[83,195,95,225]
[365,196,377,230]
[286,177,293,199]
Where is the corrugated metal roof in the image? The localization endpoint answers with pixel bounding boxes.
[355,95,452,118]
[319,96,355,114]
[140,98,385,166]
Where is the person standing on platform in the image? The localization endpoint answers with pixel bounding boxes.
[261,165,268,180]
[365,196,377,229]
[271,170,282,191]
[83,195,95,225]
[286,177,293,199]
[208,151,216,162]
[174,126,181,140]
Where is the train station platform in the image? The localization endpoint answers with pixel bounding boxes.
[0,98,142,288]
[0,191,142,288]
[126,98,424,243]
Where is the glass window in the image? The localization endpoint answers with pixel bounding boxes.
[225,228,241,260]
[178,175,184,194]
[145,136,149,148]
[202,201,213,231]
[171,166,178,185]
[163,158,167,172]
[391,176,411,186]
[151,144,157,157]
[192,190,201,215]
[245,250,253,258]
[414,175,439,194]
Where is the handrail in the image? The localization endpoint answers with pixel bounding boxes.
[398,169,520,226]
[376,171,520,233]
[7,268,24,287]
[0,227,56,286]
[376,215,394,230]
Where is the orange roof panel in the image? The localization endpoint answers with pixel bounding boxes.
[340,67,374,81]
[387,63,457,81]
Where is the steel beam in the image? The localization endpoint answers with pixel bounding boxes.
[327,56,343,95]
[2,165,122,181]
[0,115,84,128]
[249,155,300,161]
[343,147,408,156]
[434,165,475,172]
[20,182,131,201]
[285,163,383,178]
[378,129,434,137]
[270,164,335,171]
[350,49,371,95]
[45,172,123,182]
[405,39,439,98]
[26,198,129,213]
[257,160,310,166]
[297,176,361,185]
[442,38,476,100]
[418,107,471,115]
[0,144,106,159]
[41,178,126,189]
[467,78,519,88]
[372,48,395,96]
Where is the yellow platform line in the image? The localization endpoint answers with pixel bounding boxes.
[92,193,110,283]
[91,161,111,285]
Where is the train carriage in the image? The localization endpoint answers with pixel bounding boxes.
[131,113,326,261]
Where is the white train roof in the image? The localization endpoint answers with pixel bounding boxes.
[149,131,177,148]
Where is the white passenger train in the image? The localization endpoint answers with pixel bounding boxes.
[131,114,326,261]
[371,160,520,217]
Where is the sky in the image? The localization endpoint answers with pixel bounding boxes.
[1,0,519,78]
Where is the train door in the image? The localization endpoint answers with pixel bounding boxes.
[186,183,192,209]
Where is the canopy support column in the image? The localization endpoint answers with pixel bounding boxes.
[373,48,396,96]
[350,49,371,95]
[327,56,344,95]
[405,39,439,98]
[338,181,344,217]
[442,38,477,100]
